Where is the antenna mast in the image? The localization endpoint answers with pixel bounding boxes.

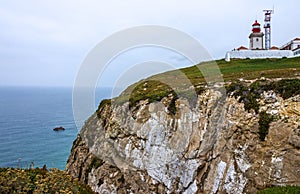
[263,9,274,50]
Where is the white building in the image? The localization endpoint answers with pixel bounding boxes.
[280,38,300,51]
[225,20,300,62]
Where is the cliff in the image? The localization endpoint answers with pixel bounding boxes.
[66,76,300,193]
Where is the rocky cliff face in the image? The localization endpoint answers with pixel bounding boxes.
[66,79,300,194]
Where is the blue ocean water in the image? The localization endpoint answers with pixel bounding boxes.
[0,87,112,170]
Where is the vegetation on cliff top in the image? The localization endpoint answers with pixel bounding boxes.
[147,56,300,89]
[97,57,300,113]
[0,167,95,194]
[96,57,300,140]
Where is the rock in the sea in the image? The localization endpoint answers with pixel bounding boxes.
[53,126,65,131]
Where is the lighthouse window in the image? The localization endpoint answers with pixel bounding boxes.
[256,38,259,42]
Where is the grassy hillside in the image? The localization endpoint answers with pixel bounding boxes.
[215,57,300,80]
[104,57,300,109]
[151,57,300,88]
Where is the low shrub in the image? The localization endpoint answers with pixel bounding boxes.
[257,185,300,194]
[0,167,95,194]
[226,81,260,113]
[258,111,274,141]
[271,79,300,99]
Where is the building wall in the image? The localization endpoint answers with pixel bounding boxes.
[225,50,294,61]
[294,48,300,56]
[250,37,264,50]
[280,40,300,50]
[291,40,300,50]
[249,32,264,50]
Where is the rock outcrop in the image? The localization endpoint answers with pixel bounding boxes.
[53,126,65,131]
[66,79,300,194]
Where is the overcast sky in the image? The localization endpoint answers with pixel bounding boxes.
[0,0,299,87]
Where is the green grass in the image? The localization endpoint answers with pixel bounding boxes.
[153,57,300,86]
[257,185,300,194]
[98,57,300,111]
[218,57,300,79]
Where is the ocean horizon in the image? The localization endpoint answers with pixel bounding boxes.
[0,86,113,170]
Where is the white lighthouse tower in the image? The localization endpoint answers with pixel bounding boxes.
[249,20,264,50]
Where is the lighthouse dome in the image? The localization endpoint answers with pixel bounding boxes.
[252,20,261,33]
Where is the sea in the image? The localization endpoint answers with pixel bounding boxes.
[0,87,113,170]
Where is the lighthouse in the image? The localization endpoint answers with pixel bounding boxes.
[249,20,264,50]
[225,9,298,62]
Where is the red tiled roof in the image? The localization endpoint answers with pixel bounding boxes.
[270,46,279,50]
[237,46,248,51]
[294,38,300,41]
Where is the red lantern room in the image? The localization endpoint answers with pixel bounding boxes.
[252,20,261,33]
